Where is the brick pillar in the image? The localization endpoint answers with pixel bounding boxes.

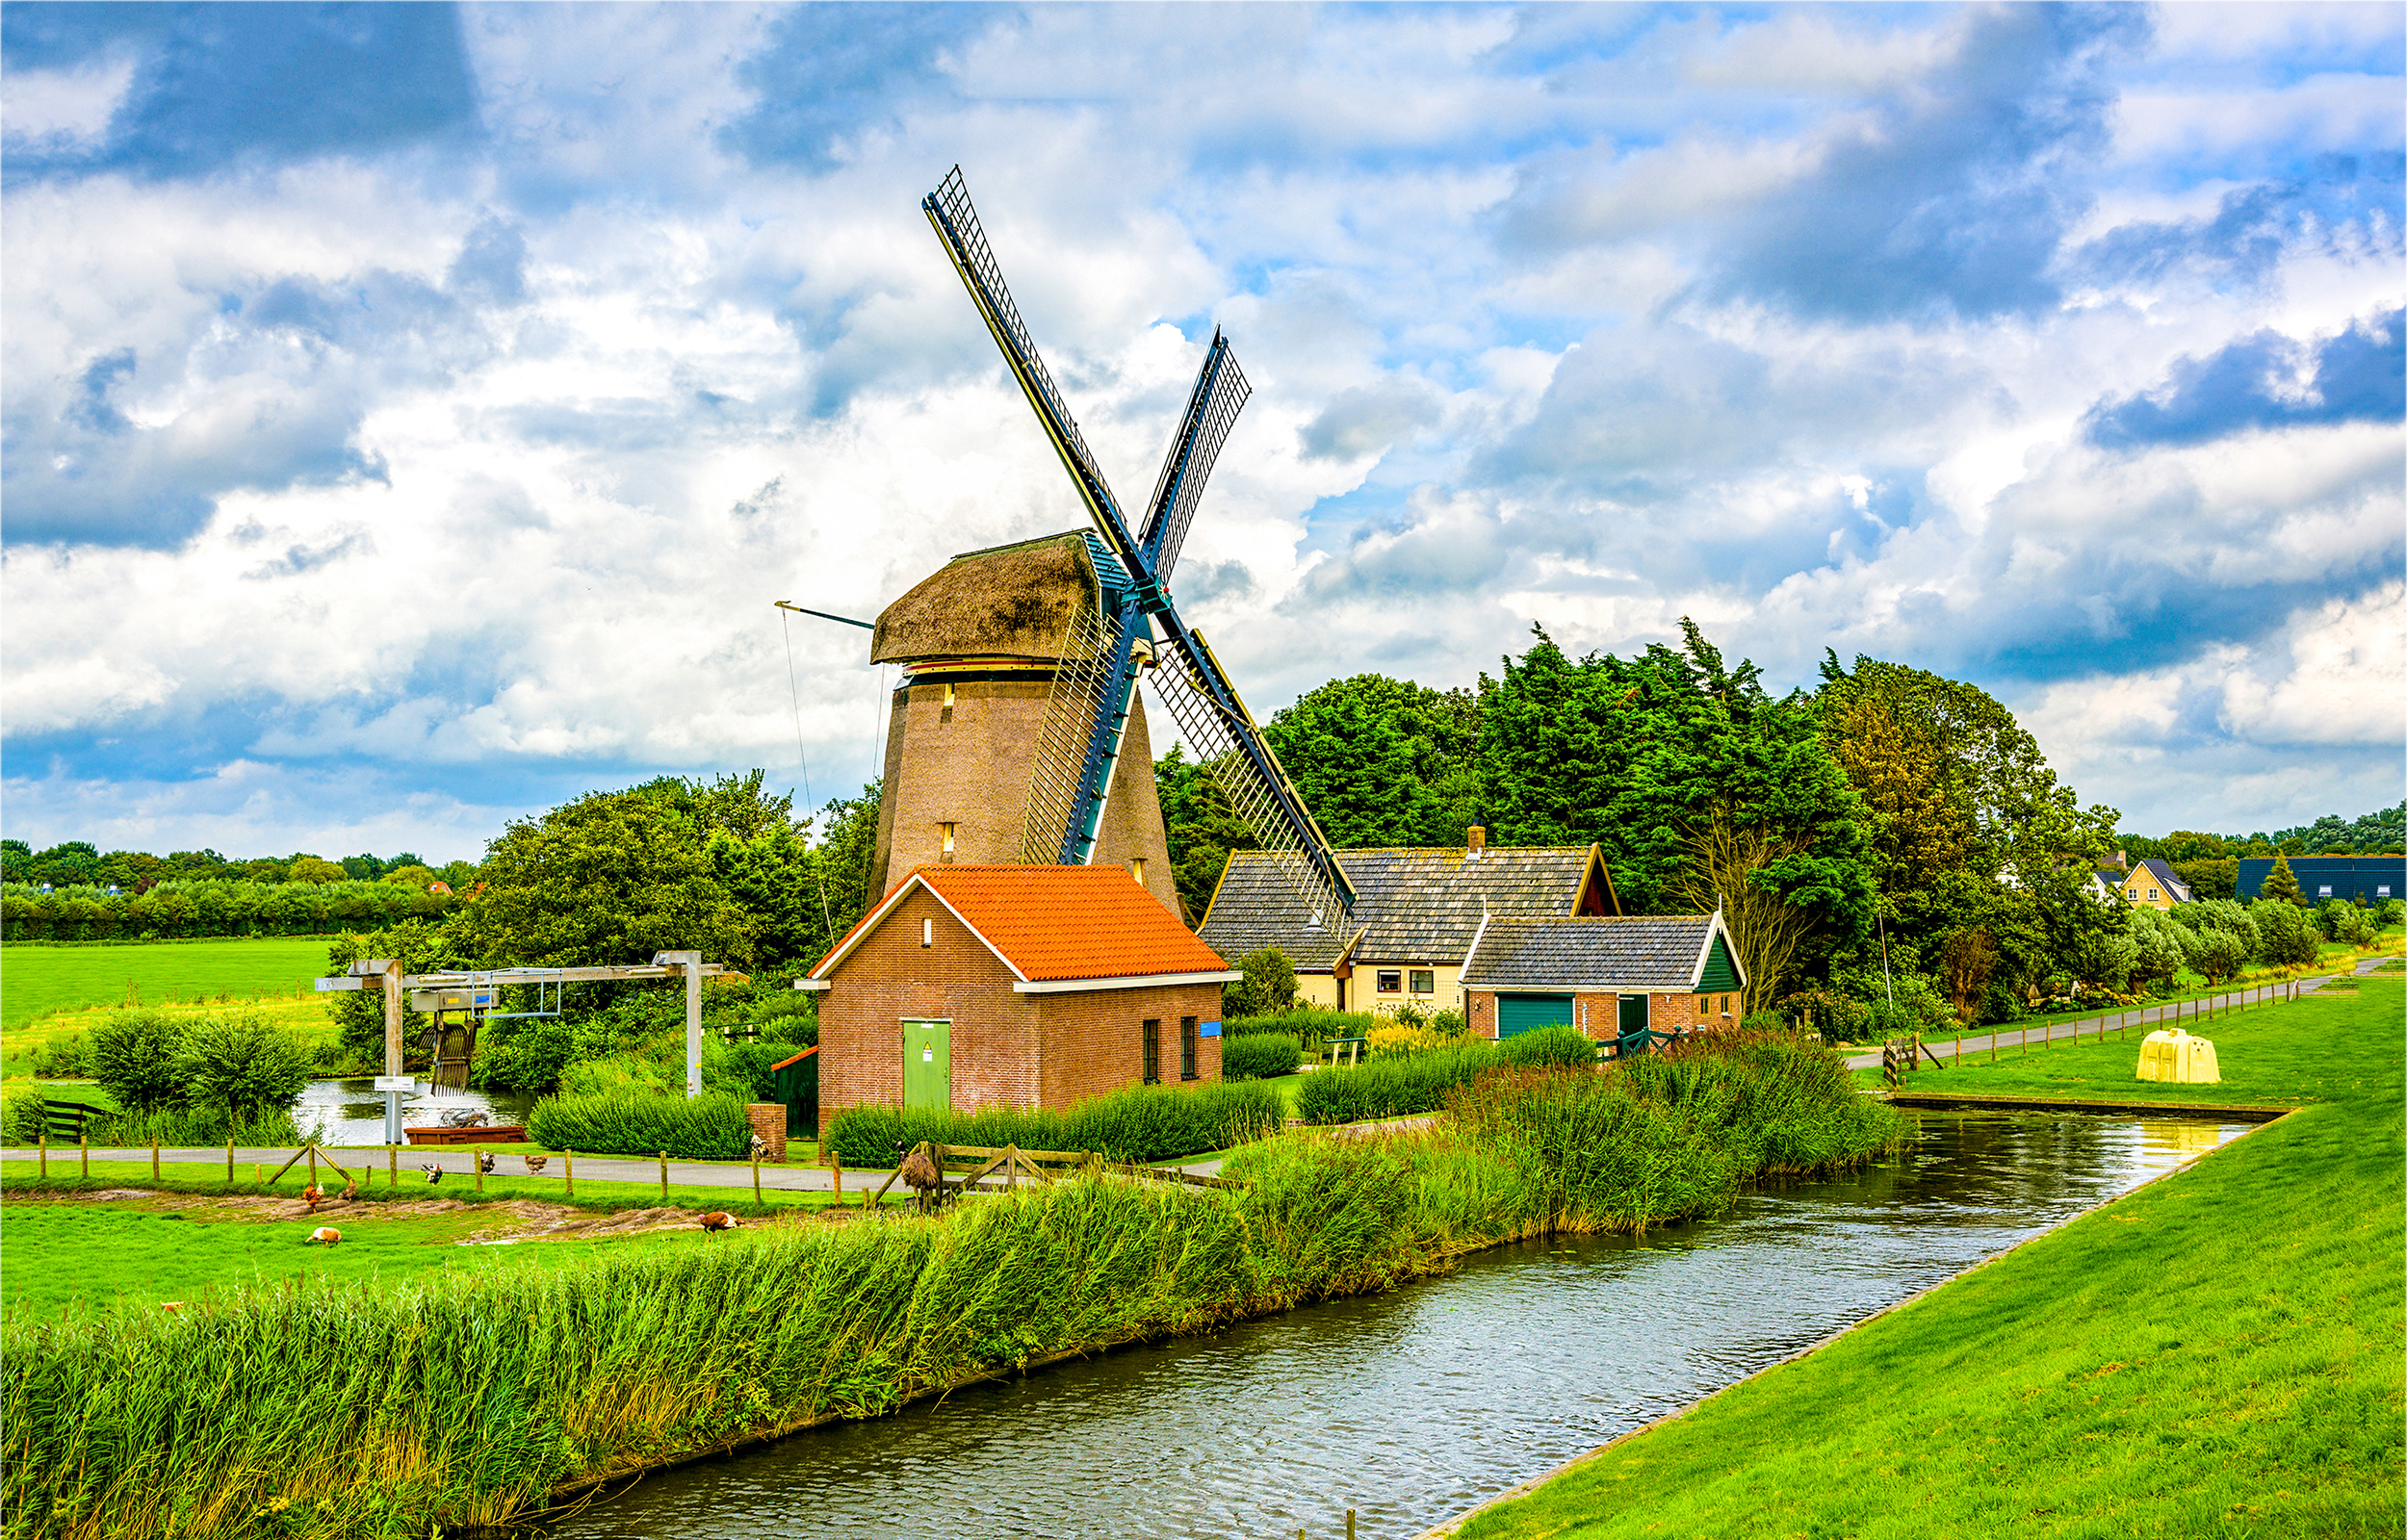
[745,1103,787,1163]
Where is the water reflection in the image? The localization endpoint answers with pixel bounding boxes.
[294,1078,532,1148]
[551,1114,2246,1540]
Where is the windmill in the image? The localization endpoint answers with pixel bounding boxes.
[917,167,1356,928]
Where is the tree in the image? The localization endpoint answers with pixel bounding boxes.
[176,1013,310,1125]
[2248,899,2320,967]
[1262,674,1484,848]
[2190,925,2249,985]
[1482,622,1874,1003]
[89,1011,191,1114]
[1936,927,2000,1022]
[2127,906,2196,991]
[2260,852,2304,907]
[1225,947,1298,1019]
[1156,746,1256,925]
[290,857,347,885]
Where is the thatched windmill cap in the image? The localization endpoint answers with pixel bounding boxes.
[870,530,1100,664]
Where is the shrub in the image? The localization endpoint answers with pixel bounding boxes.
[1496,1025,1598,1069]
[1365,1024,1443,1059]
[1220,1032,1303,1081]
[175,1013,309,1124]
[2377,898,2406,927]
[1227,1009,1374,1045]
[822,1079,1284,1167]
[1294,1042,1497,1124]
[709,1040,783,1102]
[1224,947,1299,1018]
[2190,925,2250,984]
[88,1010,191,1114]
[2248,899,2322,967]
[28,1032,91,1079]
[527,1088,755,1159]
[2,1087,47,1144]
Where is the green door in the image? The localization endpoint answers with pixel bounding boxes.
[902,1019,951,1110]
[1497,993,1573,1038]
[1617,994,1648,1036]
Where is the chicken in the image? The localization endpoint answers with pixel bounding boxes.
[478,1152,496,1174]
[699,1212,738,1232]
[523,1155,549,1174]
[337,1178,359,1203]
[302,1183,324,1213]
[420,1162,444,1185]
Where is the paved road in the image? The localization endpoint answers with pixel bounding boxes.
[1840,975,2334,1073]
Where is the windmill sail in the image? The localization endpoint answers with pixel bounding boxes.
[925,166,1354,920]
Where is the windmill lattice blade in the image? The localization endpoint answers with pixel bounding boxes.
[923,168,1141,565]
[1139,334,1251,585]
[1149,631,1348,928]
[1021,597,1120,866]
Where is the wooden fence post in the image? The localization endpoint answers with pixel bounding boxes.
[659,1150,668,1202]
[152,1136,161,1184]
[80,1129,89,1179]
[475,1154,483,1194]
[751,1151,762,1208]
[832,1150,842,1204]
[38,1131,46,1179]
[388,1144,398,1189]
[564,1147,574,1197]
[224,1137,232,1185]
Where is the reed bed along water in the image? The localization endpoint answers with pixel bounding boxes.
[822,1078,1285,1166]
[4,1034,1900,1540]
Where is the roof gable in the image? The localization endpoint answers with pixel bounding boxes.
[1460,913,1739,992]
[812,865,1229,982]
[1198,845,1607,968]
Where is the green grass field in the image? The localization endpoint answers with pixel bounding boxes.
[0,938,332,1030]
[1456,975,2404,1540]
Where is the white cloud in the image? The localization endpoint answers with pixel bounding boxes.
[1,52,134,154]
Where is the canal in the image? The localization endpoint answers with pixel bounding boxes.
[548,1112,2248,1540]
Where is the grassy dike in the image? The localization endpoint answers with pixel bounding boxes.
[2,1035,1901,1540]
[1447,976,2404,1540]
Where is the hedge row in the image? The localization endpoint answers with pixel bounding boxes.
[1293,1027,1597,1124]
[823,1079,1285,1167]
[525,1089,755,1160]
[1,880,458,941]
[1220,1033,1304,1080]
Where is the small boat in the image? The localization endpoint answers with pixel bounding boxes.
[401,1124,527,1145]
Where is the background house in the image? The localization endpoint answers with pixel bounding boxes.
[799,865,1237,1123]
[1198,829,1618,1014]
[1458,913,1747,1042]
[2238,856,2405,906]
[2115,858,2192,910]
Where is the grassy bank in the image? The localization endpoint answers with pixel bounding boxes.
[2,1034,1900,1539]
[1451,976,2404,1540]
[0,938,332,1031]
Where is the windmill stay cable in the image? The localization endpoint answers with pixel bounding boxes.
[781,605,837,943]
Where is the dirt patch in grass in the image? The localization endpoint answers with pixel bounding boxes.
[33,1187,814,1244]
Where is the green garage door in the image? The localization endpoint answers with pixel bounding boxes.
[1497,992,1574,1038]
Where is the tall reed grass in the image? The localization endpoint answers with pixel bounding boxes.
[1220,1032,1304,1080]
[1290,1027,1594,1123]
[525,1089,753,1158]
[1,1032,1901,1540]
[822,1079,1283,1167]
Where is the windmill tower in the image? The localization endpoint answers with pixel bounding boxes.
[840,168,1356,931]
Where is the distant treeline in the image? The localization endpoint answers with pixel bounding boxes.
[0,879,460,942]
[2121,803,2406,862]
[0,839,478,893]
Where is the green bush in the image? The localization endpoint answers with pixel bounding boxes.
[28,1032,90,1079]
[1225,1008,1375,1044]
[1496,1025,1598,1069]
[1223,946,1299,1018]
[2249,899,2323,967]
[1221,1032,1303,1080]
[526,1088,754,1159]
[822,1079,1284,1167]
[2,1087,47,1144]
[175,1013,310,1124]
[89,1010,190,1114]
[1293,1041,1499,1124]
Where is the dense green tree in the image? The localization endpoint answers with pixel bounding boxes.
[1155,745,1256,924]
[176,1014,310,1124]
[2249,898,2320,966]
[2260,852,2304,906]
[89,1011,191,1115]
[1225,947,1298,1018]
[1261,674,1483,847]
[1480,622,1873,1001]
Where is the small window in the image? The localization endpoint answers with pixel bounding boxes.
[1409,969,1435,994]
[2380,886,2393,898]
[1179,1016,1198,1081]
[920,917,933,948]
[1142,1019,1161,1085]
[1697,994,1711,1014]
[1131,858,1147,885]
[2147,888,2159,902]
[939,822,956,855]
[2317,886,2334,898]
[1721,994,1733,1016]
[1377,970,1402,993]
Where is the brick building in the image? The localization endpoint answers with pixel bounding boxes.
[798,864,1239,1124]
[1459,912,1747,1047]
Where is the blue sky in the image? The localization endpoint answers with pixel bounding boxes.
[3,2,2400,861]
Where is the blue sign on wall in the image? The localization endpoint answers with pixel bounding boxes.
[1199,1019,1222,1038]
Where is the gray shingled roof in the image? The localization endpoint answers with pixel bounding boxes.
[1197,846,1600,971]
[1461,916,1722,991]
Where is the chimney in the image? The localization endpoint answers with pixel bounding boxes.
[1466,825,1486,860]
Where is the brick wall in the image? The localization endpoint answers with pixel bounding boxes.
[1461,987,1745,1041]
[745,1103,787,1162]
[820,886,1229,1118]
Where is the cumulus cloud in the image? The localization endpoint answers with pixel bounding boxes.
[0,2,2399,859]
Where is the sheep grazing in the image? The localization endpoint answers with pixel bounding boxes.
[698,1212,738,1232]
[304,1227,341,1246]
[420,1163,444,1185]
[477,1152,496,1174]
[523,1155,549,1174]
[302,1183,324,1213]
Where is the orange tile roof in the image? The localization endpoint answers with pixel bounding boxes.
[813,865,1231,982]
